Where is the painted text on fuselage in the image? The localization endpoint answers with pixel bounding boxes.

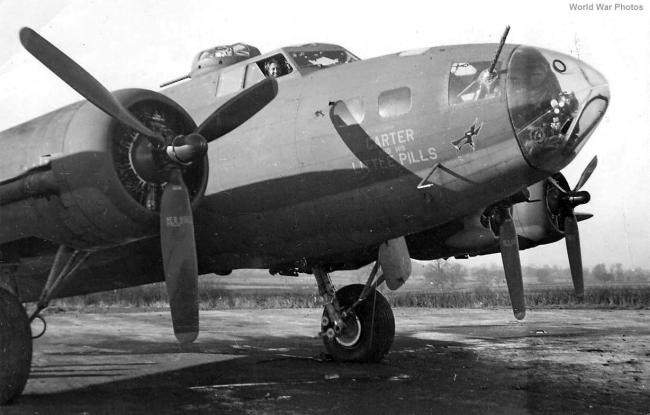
[352,128,437,170]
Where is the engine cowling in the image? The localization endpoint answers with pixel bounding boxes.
[511,177,568,248]
[406,176,581,260]
[0,89,207,249]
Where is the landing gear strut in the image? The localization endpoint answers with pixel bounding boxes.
[0,288,32,405]
[29,245,90,324]
[313,266,395,362]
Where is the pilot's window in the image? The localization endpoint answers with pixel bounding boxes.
[244,63,266,88]
[217,66,245,97]
[258,54,293,79]
[378,87,411,118]
[332,98,365,125]
[449,61,502,104]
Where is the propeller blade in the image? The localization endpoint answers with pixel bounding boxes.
[548,175,570,193]
[196,77,278,142]
[498,208,526,320]
[564,214,584,298]
[160,170,199,344]
[19,27,163,144]
[573,155,598,192]
[575,212,593,222]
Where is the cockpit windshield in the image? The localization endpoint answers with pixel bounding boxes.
[290,49,358,71]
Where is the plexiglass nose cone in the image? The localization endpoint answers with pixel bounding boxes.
[506,47,609,172]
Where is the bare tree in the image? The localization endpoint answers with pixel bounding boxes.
[424,260,466,290]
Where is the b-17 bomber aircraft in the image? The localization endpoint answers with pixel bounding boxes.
[0,26,609,404]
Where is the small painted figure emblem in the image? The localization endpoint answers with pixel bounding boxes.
[452,118,483,152]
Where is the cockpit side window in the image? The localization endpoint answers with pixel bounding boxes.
[449,61,503,105]
[257,54,293,78]
[216,66,245,98]
[244,62,266,88]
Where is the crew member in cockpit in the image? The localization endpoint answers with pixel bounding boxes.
[265,59,286,78]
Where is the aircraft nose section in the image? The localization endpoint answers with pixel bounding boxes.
[506,46,609,172]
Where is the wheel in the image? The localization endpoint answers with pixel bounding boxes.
[0,289,32,405]
[321,284,395,363]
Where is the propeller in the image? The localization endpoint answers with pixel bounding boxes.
[20,27,278,343]
[547,156,597,299]
[19,28,163,145]
[160,170,199,343]
[493,206,526,320]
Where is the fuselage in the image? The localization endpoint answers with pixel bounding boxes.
[0,40,609,299]
[162,43,606,273]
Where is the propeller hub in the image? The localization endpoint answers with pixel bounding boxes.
[564,190,591,208]
[130,134,168,183]
[111,96,208,212]
[165,133,208,165]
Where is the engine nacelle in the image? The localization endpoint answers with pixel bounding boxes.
[0,89,207,250]
[444,212,497,251]
[511,179,566,248]
[407,177,573,260]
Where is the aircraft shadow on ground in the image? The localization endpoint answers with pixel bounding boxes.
[8,332,647,414]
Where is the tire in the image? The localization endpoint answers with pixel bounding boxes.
[321,284,395,363]
[0,289,32,405]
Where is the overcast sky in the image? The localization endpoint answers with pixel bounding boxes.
[1,0,648,269]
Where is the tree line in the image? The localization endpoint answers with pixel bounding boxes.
[421,260,650,291]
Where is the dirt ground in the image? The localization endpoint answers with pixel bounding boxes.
[2,308,649,414]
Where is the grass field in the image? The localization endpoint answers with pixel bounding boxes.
[49,278,650,312]
[389,286,650,309]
